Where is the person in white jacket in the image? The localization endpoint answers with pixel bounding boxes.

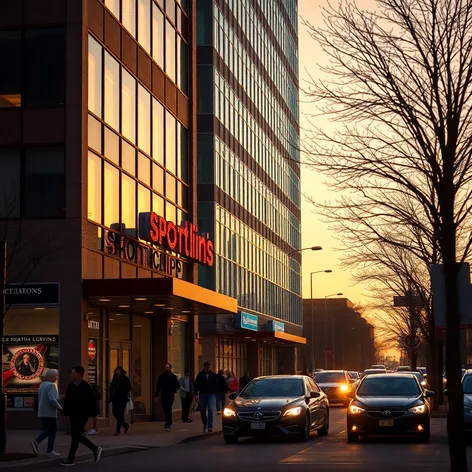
[31,369,62,457]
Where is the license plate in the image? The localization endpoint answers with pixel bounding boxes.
[379,419,394,427]
[251,422,265,430]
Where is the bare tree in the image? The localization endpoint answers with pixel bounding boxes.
[303,0,472,468]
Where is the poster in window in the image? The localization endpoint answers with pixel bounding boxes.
[2,335,59,393]
[87,338,98,385]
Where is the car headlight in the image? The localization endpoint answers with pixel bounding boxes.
[223,408,236,417]
[339,384,349,392]
[283,407,302,416]
[349,405,365,414]
[409,404,426,414]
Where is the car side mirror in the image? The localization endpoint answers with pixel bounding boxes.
[228,392,237,401]
[425,390,435,398]
[310,391,321,399]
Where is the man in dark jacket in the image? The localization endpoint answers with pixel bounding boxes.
[239,371,252,391]
[61,365,102,467]
[194,362,218,432]
[156,363,180,431]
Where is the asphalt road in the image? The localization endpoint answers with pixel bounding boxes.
[47,407,471,471]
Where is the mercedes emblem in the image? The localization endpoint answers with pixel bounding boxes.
[254,411,263,420]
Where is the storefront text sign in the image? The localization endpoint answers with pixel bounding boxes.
[3,283,60,306]
[236,312,258,331]
[138,212,214,267]
[268,320,285,332]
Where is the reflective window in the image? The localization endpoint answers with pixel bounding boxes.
[165,19,176,81]
[166,0,175,24]
[0,149,20,217]
[138,152,150,185]
[88,152,102,223]
[166,201,176,223]
[88,36,102,116]
[25,28,65,106]
[137,84,151,155]
[24,147,65,218]
[104,127,119,165]
[137,0,151,54]
[121,69,136,143]
[104,162,119,228]
[152,4,165,68]
[122,0,136,37]
[88,115,102,154]
[153,193,164,215]
[177,36,188,94]
[165,173,176,203]
[0,31,21,107]
[122,140,136,175]
[104,52,120,131]
[152,98,164,164]
[152,163,164,194]
[138,183,151,216]
[105,0,120,18]
[122,174,136,235]
[177,122,187,180]
[165,111,176,174]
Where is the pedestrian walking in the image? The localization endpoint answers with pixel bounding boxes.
[216,369,228,414]
[61,365,102,467]
[109,366,132,436]
[156,363,180,431]
[179,369,193,423]
[194,362,218,433]
[239,371,252,391]
[30,369,62,457]
[227,371,240,395]
[86,384,102,436]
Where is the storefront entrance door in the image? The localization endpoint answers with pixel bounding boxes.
[109,341,132,379]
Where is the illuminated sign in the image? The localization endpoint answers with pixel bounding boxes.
[236,312,258,331]
[138,212,214,267]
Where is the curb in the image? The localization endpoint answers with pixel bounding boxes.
[178,430,220,444]
[0,446,151,472]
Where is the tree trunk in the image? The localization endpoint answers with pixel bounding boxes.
[444,259,467,470]
[411,349,418,370]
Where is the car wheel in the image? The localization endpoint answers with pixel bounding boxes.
[224,435,238,444]
[347,431,359,443]
[299,414,311,442]
[318,413,329,436]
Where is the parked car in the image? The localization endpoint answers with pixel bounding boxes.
[346,373,434,443]
[222,375,329,443]
[314,370,352,407]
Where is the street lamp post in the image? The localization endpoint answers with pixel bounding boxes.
[310,270,332,371]
[288,246,323,257]
[324,292,343,369]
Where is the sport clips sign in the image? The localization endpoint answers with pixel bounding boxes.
[104,212,214,276]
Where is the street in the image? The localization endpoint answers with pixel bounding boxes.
[43,408,469,471]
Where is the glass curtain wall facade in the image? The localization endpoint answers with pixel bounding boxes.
[197,0,302,325]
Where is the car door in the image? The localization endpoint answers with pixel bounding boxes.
[306,378,323,428]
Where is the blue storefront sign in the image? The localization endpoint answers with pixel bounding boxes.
[268,320,285,332]
[236,312,258,331]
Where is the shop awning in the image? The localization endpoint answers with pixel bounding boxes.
[83,278,238,315]
[235,331,307,345]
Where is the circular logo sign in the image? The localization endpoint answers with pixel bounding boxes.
[88,340,97,361]
[11,348,44,381]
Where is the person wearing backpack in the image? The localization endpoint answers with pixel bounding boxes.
[30,369,63,457]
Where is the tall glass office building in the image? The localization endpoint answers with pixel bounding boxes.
[196,0,304,377]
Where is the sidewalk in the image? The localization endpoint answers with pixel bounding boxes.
[0,417,222,471]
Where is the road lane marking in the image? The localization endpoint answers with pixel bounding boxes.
[298,447,312,454]
[338,429,346,435]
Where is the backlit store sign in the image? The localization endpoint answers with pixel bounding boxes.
[104,212,214,277]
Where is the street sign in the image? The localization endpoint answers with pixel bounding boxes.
[404,334,420,349]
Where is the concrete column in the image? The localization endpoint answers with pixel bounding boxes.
[200,334,217,370]
[247,342,261,378]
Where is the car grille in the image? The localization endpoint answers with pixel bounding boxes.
[367,410,407,418]
[237,411,281,421]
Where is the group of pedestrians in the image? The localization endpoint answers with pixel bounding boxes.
[30,361,250,466]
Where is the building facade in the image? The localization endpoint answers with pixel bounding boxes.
[302,298,376,373]
[0,0,238,428]
[196,0,304,377]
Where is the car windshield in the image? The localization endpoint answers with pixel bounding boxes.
[240,378,304,398]
[314,372,346,383]
[357,376,421,396]
[463,375,472,394]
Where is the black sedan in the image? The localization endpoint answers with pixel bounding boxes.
[346,373,434,443]
[313,370,352,406]
[222,375,329,443]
